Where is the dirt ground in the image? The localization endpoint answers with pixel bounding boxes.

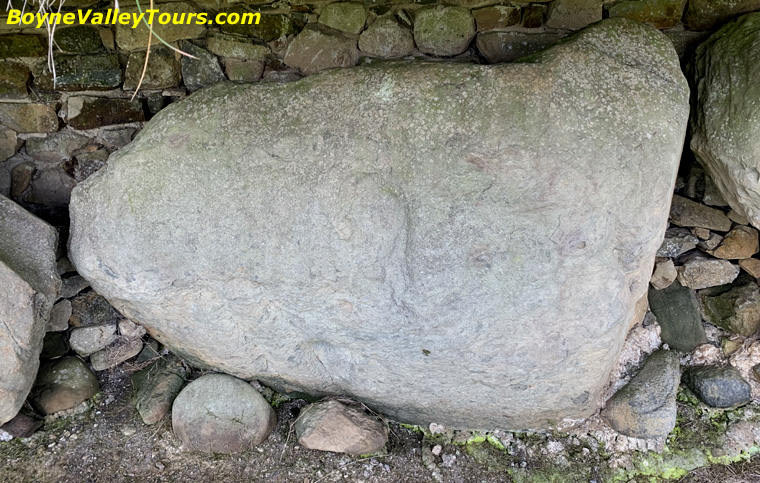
[1,363,759,483]
[0,365,507,483]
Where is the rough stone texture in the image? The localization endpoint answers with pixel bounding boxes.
[650,259,677,290]
[59,275,90,299]
[677,258,739,289]
[691,13,760,230]
[414,6,476,56]
[69,291,121,327]
[115,2,205,51]
[69,20,690,430]
[119,319,146,339]
[124,48,182,91]
[701,283,760,336]
[605,0,687,29]
[684,0,760,30]
[172,374,276,453]
[476,31,567,63]
[40,332,68,359]
[656,227,699,257]
[34,54,123,91]
[26,131,92,164]
[739,257,760,277]
[669,195,732,232]
[132,354,188,425]
[522,4,547,28]
[0,195,60,424]
[682,365,752,408]
[0,413,42,438]
[179,42,226,93]
[0,103,58,134]
[600,350,680,439]
[64,97,145,131]
[358,16,414,59]
[319,2,367,34]
[47,299,72,332]
[704,173,728,206]
[72,150,109,182]
[136,338,161,363]
[207,37,270,61]
[0,61,30,99]
[25,167,78,208]
[546,0,603,30]
[296,400,388,454]
[698,232,723,251]
[248,13,299,42]
[11,163,34,199]
[473,5,521,31]
[0,34,46,58]
[648,282,708,352]
[223,60,265,82]
[0,126,17,162]
[90,337,144,371]
[284,25,360,75]
[55,26,104,54]
[707,225,759,259]
[730,209,751,225]
[27,357,100,415]
[69,324,118,357]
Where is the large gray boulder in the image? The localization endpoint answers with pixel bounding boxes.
[69,19,689,430]
[0,195,61,424]
[691,13,760,230]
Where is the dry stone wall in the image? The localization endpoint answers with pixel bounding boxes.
[1,1,758,215]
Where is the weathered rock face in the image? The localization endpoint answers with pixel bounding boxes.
[69,19,689,430]
[0,195,61,424]
[691,13,760,230]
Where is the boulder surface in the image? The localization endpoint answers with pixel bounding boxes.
[0,195,61,424]
[69,19,689,430]
[691,13,760,230]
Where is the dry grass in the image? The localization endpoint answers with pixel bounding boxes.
[681,456,760,483]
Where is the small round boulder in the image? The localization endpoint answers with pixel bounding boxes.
[28,356,100,415]
[171,373,276,453]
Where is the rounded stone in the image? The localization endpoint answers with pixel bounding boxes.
[359,16,414,59]
[414,6,476,57]
[172,373,276,453]
[682,365,752,408]
[28,357,100,415]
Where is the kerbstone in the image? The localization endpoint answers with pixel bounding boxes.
[691,13,760,229]
[69,19,690,430]
[0,195,61,424]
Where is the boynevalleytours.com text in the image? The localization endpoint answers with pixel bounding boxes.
[5,9,260,29]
